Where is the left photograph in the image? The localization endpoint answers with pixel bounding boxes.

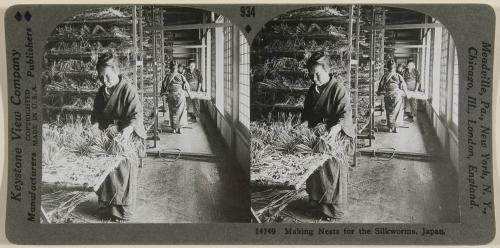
[41,6,251,223]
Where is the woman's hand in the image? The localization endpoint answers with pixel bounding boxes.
[293,120,308,129]
[119,126,134,142]
[325,124,341,141]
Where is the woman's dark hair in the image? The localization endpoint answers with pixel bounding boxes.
[306,51,330,71]
[169,61,178,71]
[386,58,396,70]
[96,52,120,73]
[188,59,196,65]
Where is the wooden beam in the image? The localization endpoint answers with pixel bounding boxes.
[363,23,442,31]
[173,45,206,49]
[385,44,425,49]
[146,150,219,162]
[359,149,442,161]
[173,52,199,55]
[145,22,231,31]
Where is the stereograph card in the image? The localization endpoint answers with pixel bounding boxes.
[3,3,496,245]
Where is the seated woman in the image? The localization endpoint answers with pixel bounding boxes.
[161,61,190,134]
[301,52,355,221]
[91,52,147,222]
[377,59,409,133]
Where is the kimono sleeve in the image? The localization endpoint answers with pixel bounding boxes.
[122,85,147,138]
[197,69,203,85]
[328,83,355,138]
[377,74,386,94]
[91,87,105,127]
[300,85,316,124]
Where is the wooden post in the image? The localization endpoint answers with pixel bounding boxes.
[152,7,159,146]
[353,5,360,164]
[160,8,166,117]
[201,13,206,93]
[160,9,165,81]
[138,6,144,104]
[346,5,355,165]
[346,6,353,91]
[369,6,375,147]
[132,6,138,89]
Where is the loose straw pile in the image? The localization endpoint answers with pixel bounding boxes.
[42,117,142,223]
[251,115,352,222]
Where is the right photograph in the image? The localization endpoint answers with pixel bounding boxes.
[250,6,460,223]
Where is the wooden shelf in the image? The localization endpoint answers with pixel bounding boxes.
[269,70,308,77]
[63,17,132,25]
[45,71,96,76]
[269,16,349,24]
[47,35,131,42]
[261,33,348,40]
[44,105,93,113]
[258,50,346,57]
[43,89,98,95]
[252,103,304,111]
[45,51,132,59]
[257,83,309,93]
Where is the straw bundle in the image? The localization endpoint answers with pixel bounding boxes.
[251,116,351,181]
[251,115,352,221]
[42,118,142,223]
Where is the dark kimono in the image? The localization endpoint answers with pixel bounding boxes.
[91,77,146,221]
[184,68,203,118]
[301,77,354,218]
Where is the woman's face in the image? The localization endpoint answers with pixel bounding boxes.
[189,62,196,71]
[97,66,120,89]
[308,64,330,86]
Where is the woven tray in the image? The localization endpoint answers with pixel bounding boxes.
[42,154,126,192]
[251,153,331,190]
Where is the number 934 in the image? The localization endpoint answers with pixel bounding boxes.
[240,6,255,17]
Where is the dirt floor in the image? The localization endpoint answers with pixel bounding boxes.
[254,107,460,223]
[50,109,250,223]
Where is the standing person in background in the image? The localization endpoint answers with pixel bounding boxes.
[403,61,421,120]
[91,52,146,222]
[184,60,203,122]
[377,59,409,133]
[396,63,405,76]
[161,61,190,134]
[396,63,409,121]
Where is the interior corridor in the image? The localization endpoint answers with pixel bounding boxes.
[279,107,459,223]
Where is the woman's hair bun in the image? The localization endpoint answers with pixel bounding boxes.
[306,51,329,69]
[96,52,119,72]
